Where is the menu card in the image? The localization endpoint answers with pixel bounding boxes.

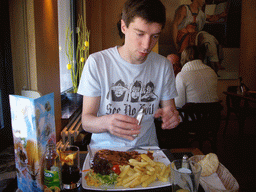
[9,93,56,192]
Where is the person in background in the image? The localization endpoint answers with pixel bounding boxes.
[167,54,182,76]
[172,0,226,74]
[78,0,180,148]
[175,45,218,108]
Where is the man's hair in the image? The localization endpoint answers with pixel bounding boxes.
[122,0,166,29]
[180,45,205,66]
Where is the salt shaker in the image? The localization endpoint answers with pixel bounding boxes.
[182,155,189,169]
[132,107,145,138]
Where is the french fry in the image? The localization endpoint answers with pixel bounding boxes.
[130,161,149,167]
[140,174,150,183]
[157,174,169,182]
[130,178,142,188]
[123,177,139,188]
[118,165,130,178]
[146,165,155,172]
[134,166,144,173]
[115,153,171,188]
[141,154,156,166]
[129,159,139,164]
[160,164,167,176]
[141,172,157,187]
[122,172,140,185]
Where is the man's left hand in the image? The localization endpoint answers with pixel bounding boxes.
[154,106,180,129]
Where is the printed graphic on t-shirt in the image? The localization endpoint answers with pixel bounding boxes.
[106,79,129,102]
[106,79,158,116]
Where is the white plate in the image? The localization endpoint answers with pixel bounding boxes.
[82,146,171,191]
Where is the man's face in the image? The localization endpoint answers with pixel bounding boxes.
[121,17,162,64]
[131,86,140,99]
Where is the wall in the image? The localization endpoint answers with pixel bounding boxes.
[9,0,61,141]
[240,0,256,91]
[86,0,158,54]
[86,0,126,53]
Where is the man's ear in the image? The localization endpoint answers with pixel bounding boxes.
[121,19,127,34]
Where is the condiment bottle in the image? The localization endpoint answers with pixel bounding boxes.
[43,143,61,191]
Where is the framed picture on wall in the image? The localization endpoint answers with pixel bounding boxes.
[203,0,241,48]
[159,0,241,80]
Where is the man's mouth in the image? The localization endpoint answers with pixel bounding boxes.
[138,51,149,57]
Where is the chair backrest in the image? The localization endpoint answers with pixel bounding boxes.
[178,102,223,133]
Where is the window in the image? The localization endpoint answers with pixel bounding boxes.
[58,0,76,93]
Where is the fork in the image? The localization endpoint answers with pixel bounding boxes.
[126,146,165,152]
[87,145,94,166]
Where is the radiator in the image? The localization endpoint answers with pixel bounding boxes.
[58,111,82,149]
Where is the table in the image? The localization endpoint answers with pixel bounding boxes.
[14,148,204,192]
[223,91,256,135]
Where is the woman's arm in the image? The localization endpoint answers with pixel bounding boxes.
[172,5,187,51]
[206,10,227,22]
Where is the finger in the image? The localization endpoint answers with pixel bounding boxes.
[162,120,179,129]
[115,114,139,124]
[161,113,180,129]
[111,127,140,140]
[108,122,140,136]
[113,132,136,140]
[113,120,141,131]
[154,108,164,118]
[110,114,140,130]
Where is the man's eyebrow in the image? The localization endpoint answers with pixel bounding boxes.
[134,28,161,35]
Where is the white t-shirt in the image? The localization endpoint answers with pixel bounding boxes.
[78,46,177,148]
[175,59,218,108]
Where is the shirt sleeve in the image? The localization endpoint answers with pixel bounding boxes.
[77,55,101,97]
[161,59,178,101]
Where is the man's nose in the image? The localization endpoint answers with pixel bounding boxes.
[141,36,151,50]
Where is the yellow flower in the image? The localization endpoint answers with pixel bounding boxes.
[67,64,72,70]
[83,46,86,50]
[80,57,85,63]
[84,41,89,47]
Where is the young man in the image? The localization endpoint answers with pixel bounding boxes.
[78,0,180,148]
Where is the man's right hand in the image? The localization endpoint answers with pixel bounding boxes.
[103,114,141,140]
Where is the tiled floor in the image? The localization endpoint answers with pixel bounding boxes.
[0,145,16,191]
[0,114,255,191]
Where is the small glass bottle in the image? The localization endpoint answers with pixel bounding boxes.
[132,106,145,138]
[43,143,61,192]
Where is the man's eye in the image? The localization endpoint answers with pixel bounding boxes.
[152,35,160,39]
[137,33,144,36]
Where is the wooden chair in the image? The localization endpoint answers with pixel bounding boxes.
[224,86,256,135]
[177,102,223,153]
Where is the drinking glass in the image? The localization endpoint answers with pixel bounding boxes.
[171,159,202,192]
[59,145,81,189]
